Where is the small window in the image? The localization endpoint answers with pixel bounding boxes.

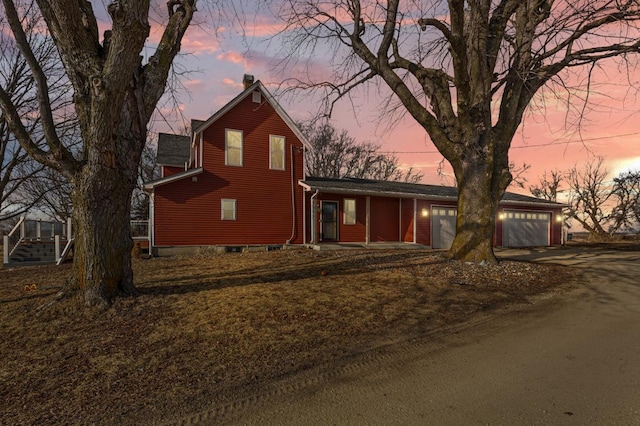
[344,199,356,225]
[221,199,236,220]
[270,135,285,170]
[225,129,243,166]
[252,91,261,103]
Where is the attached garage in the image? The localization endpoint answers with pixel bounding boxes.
[299,177,565,248]
[502,211,551,247]
[432,206,457,249]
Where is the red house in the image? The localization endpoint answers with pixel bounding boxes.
[144,76,308,254]
[144,77,565,255]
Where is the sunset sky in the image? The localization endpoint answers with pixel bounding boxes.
[137,2,640,197]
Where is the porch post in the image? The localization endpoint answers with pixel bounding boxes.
[55,235,61,262]
[413,199,417,244]
[20,217,25,239]
[310,191,319,244]
[36,219,41,240]
[398,199,402,242]
[365,196,370,245]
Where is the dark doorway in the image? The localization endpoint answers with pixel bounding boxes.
[321,201,338,241]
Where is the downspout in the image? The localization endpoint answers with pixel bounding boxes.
[286,145,298,244]
[149,192,155,256]
[303,187,307,245]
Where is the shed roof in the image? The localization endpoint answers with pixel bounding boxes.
[299,176,565,208]
[156,133,190,166]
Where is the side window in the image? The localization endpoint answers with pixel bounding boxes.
[343,199,356,225]
[225,129,243,166]
[221,199,236,220]
[270,135,285,170]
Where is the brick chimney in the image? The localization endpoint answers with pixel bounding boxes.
[242,74,255,90]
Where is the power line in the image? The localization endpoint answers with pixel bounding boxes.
[378,131,640,154]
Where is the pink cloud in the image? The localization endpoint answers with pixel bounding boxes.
[217,51,245,64]
[222,77,243,89]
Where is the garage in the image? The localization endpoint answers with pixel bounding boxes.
[502,211,551,247]
[432,206,457,249]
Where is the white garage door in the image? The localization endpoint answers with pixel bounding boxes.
[503,211,550,247]
[432,207,457,249]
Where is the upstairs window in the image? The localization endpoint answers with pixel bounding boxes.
[225,129,243,166]
[343,199,356,225]
[269,135,285,170]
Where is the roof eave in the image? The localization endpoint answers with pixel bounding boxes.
[298,182,458,201]
[299,181,566,208]
[143,167,204,191]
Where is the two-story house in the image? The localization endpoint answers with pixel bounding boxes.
[144,76,565,255]
[144,76,308,254]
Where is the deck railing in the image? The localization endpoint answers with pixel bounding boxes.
[3,217,149,265]
[130,220,149,239]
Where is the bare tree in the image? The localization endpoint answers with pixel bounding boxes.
[302,121,423,183]
[0,0,197,307]
[566,158,613,239]
[21,166,73,222]
[131,141,160,220]
[530,170,564,202]
[273,0,640,262]
[0,0,75,221]
[610,170,640,233]
[508,162,530,190]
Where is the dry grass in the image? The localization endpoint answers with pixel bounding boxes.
[0,249,575,425]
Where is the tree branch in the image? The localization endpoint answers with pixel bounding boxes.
[2,0,77,171]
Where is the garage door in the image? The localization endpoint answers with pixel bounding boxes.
[503,211,550,247]
[432,207,457,249]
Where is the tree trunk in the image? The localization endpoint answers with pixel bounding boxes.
[70,140,140,307]
[448,151,511,264]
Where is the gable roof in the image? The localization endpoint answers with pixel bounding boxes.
[299,176,566,208]
[156,133,190,166]
[192,80,311,149]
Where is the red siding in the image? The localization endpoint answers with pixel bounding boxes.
[401,199,415,243]
[370,196,400,242]
[154,92,305,246]
[162,165,184,177]
[415,200,432,245]
[313,194,367,242]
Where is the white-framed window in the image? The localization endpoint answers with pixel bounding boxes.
[252,91,261,103]
[221,199,237,220]
[269,135,285,170]
[343,198,356,225]
[225,129,243,166]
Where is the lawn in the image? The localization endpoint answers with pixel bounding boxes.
[0,248,575,424]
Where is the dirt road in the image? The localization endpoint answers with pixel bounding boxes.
[188,247,640,425]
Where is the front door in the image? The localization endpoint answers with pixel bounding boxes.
[321,201,338,241]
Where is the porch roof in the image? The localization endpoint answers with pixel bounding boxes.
[299,177,566,208]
